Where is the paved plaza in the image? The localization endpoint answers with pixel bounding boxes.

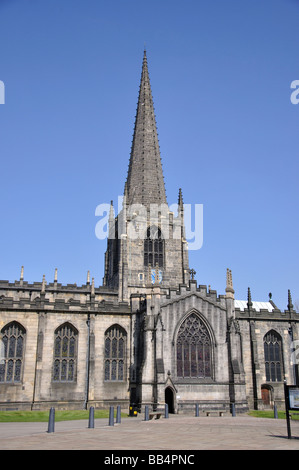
[0,414,299,451]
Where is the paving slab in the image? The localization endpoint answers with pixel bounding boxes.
[0,415,298,451]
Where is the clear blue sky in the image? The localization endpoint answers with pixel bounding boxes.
[0,0,298,310]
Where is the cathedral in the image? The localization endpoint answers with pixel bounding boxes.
[0,51,298,414]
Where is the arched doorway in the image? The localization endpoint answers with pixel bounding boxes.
[165,387,175,413]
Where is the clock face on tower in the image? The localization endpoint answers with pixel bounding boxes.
[151,269,162,284]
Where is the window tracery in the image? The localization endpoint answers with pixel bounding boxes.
[53,323,78,382]
[176,313,212,379]
[144,226,164,268]
[264,330,283,382]
[104,325,126,381]
[0,322,25,383]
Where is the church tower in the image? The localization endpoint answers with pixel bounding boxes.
[103,51,190,300]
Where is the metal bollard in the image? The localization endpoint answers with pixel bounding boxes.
[144,405,149,421]
[116,405,121,424]
[195,403,199,417]
[231,403,236,417]
[109,406,114,426]
[165,403,169,419]
[274,404,278,419]
[88,406,95,428]
[47,407,55,433]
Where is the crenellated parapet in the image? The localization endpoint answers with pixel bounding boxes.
[162,279,227,310]
[0,275,130,314]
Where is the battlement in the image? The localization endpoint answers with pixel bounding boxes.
[235,303,299,321]
[163,279,227,310]
[0,278,130,314]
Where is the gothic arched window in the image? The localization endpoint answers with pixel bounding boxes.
[0,322,26,383]
[104,325,127,381]
[144,226,164,268]
[176,313,212,379]
[264,330,283,382]
[53,323,78,382]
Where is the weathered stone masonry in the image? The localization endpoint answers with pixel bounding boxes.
[0,51,298,412]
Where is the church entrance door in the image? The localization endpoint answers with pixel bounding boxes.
[165,387,175,413]
[261,387,270,405]
[261,385,273,408]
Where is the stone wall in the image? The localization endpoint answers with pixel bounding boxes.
[0,281,131,411]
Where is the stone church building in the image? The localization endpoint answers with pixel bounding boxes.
[0,52,298,413]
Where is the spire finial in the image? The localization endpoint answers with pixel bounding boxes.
[87,270,90,285]
[288,289,294,312]
[247,287,253,310]
[108,201,115,240]
[54,268,58,282]
[41,274,46,293]
[178,188,183,207]
[19,265,24,286]
[109,200,114,220]
[109,200,114,215]
[225,268,235,299]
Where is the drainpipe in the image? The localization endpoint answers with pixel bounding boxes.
[84,313,91,410]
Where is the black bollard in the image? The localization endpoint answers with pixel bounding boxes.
[195,403,199,417]
[144,405,149,421]
[47,407,55,433]
[165,403,169,419]
[109,406,114,426]
[274,404,278,419]
[116,405,121,424]
[88,406,95,428]
[231,403,236,417]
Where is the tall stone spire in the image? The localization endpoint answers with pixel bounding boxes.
[125,50,167,208]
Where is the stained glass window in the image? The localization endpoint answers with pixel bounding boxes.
[0,322,26,383]
[104,325,127,381]
[176,313,212,379]
[53,323,78,382]
[264,330,283,382]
